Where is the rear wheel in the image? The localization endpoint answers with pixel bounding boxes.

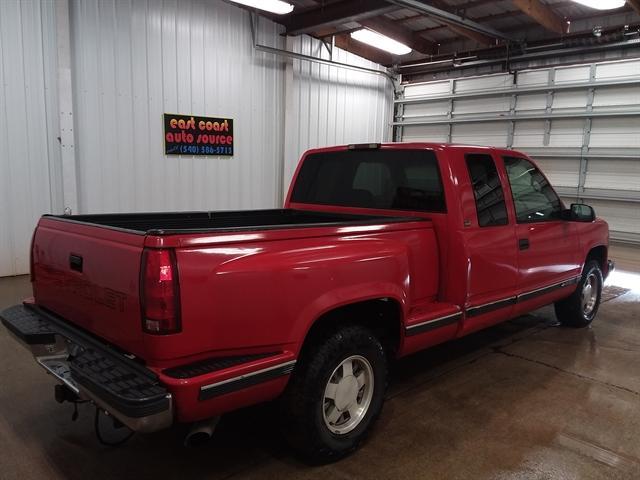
[554,260,603,328]
[281,325,387,464]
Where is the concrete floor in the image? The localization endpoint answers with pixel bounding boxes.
[609,243,640,272]
[1,246,639,480]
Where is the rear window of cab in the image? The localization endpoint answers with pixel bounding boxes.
[290,149,446,213]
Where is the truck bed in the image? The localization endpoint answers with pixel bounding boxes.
[45,209,418,235]
[31,207,433,363]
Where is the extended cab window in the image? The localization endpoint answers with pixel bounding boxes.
[290,149,446,213]
[465,153,509,227]
[504,156,562,223]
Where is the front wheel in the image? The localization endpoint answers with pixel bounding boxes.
[281,325,388,464]
[555,260,603,328]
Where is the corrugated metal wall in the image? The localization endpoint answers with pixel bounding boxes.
[0,0,395,276]
[397,58,640,245]
[283,35,394,192]
[70,0,286,214]
[0,0,62,277]
[70,0,394,212]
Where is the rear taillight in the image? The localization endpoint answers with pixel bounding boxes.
[140,248,181,334]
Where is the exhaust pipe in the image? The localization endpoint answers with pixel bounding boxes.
[184,417,220,447]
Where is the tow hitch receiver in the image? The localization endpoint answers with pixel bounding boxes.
[55,383,80,404]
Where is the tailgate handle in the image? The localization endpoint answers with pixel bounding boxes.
[69,254,83,273]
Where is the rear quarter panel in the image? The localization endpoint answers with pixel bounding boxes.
[152,223,438,364]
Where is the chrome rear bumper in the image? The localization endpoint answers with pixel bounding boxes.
[1,304,173,433]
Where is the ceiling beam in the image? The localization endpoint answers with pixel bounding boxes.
[628,0,640,15]
[359,16,437,54]
[430,2,632,46]
[438,20,496,45]
[313,26,361,38]
[511,0,569,35]
[386,0,513,40]
[401,1,576,36]
[399,20,640,72]
[408,0,497,45]
[412,2,570,26]
[284,0,397,36]
[437,17,636,49]
[334,34,394,66]
[391,0,503,18]
[454,0,510,10]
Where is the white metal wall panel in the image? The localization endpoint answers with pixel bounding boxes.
[401,125,449,143]
[535,158,581,189]
[547,120,584,148]
[585,159,640,191]
[453,97,511,115]
[552,91,587,110]
[397,58,640,244]
[554,65,590,83]
[515,94,547,112]
[454,73,513,93]
[451,123,508,146]
[587,200,640,242]
[403,101,450,119]
[513,120,546,148]
[0,0,61,276]
[0,0,394,276]
[70,0,285,214]
[595,59,640,80]
[282,35,393,192]
[404,80,449,98]
[593,85,640,108]
[517,70,548,87]
[589,118,640,149]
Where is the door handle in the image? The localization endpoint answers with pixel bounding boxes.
[518,238,530,251]
[69,254,83,272]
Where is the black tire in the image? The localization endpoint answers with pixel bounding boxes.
[554,260,603,328]
[281,324,388,464]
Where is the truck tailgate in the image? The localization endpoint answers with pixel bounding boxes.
[32,217,147,358]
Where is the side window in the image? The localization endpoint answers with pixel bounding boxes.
[465,153,509,227]
[504,156,562,223]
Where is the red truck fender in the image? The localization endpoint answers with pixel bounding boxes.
[284,239,413,357]
[292,284,408,356]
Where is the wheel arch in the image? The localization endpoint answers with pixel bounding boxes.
[298,297,404,361]
[586,245,608,272]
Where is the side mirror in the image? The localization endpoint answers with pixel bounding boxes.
[561,203,595,222]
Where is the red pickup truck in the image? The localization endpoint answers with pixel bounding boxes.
[2,143,612,463]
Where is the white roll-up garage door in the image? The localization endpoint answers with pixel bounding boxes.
[395,58,640,245]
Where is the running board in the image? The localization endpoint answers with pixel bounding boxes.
[405,303,462,337]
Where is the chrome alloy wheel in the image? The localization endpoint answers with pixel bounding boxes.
[322,355,374,435]
[582,272,599,316]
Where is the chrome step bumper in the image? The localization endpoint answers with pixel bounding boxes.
[1,304,173,433]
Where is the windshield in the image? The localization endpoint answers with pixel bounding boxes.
[290,149,446,213]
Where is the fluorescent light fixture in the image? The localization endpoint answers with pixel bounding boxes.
[570,0,625,9]
[228,0,294,15]
[350,29,412,56]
